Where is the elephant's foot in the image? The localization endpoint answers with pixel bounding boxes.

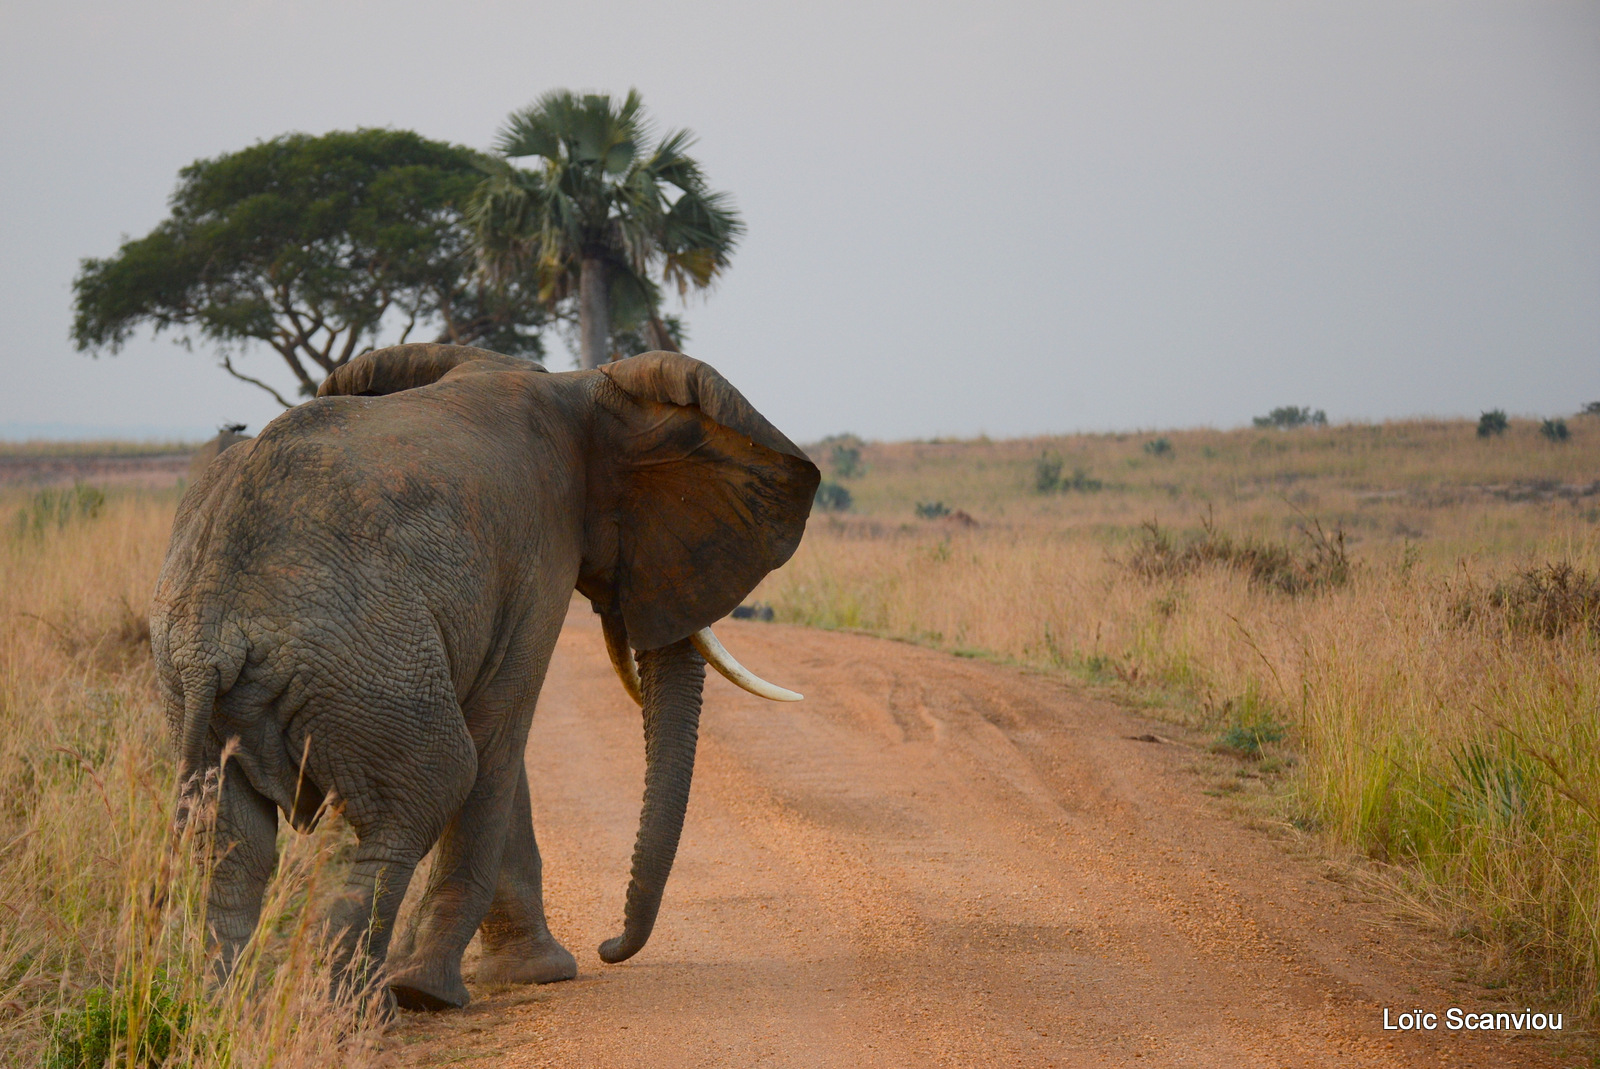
[386,957,471,1012]
[476,936,578,986]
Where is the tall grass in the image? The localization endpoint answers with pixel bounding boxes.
[760,418,1600,1017]
[0,491,384,1065]
[6,418,1596,1052]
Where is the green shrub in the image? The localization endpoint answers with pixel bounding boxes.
[829,444,864,479]
[1035,456,1103,493]
[1252,406,1326,430]
[813,433,865,478]
[1540,418,1570,442]
[1033,456,1062,494]
[1129,514,1351,595]
[814,481,852,512]
[15,483,106,538]
[1456,562,1600,638]
[1063,467,1103,492]
[1215,719,1286,758]
[47,972,200,1069]
[914,501,950,520]
[1477,409,1509,437]
[1211,686,1286,758]
[1448,741,1534,830]
[1143,437,1173,457]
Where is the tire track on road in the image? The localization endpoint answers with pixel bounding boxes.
[385,607,1569,1068]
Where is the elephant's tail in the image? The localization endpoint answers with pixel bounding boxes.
[173,662,223,834]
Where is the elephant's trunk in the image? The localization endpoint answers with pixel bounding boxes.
[598,638,705,964]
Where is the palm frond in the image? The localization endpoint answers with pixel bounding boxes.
[661,247,723,293]
[641,128,704,192]
[474,88,745,340]
[495,92,567,160]
[605,261,661,334]
[466,165,544,283]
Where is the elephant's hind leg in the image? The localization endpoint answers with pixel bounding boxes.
[476,763,577,985]
[206,761,279,986]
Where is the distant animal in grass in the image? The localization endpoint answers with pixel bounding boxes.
[187,424,250,482]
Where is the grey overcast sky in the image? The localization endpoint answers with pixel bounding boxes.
[2,1,1596,442]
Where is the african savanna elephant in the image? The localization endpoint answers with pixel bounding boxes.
[151,344,818,1010]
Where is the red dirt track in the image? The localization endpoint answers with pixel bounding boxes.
[387,603,1570,1068]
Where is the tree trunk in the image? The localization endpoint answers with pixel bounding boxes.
[645,314,679,353]
[598,639,705,964]
[579,255,609,369]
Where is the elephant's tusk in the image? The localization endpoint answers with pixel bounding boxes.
[691,627,803,702]
[601,614,643,707]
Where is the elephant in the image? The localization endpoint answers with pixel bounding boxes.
[150,344,819,1011]
[186,423,250,482]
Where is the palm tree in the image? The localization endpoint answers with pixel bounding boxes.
[471,90,744,368]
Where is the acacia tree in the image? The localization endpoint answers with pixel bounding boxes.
[470,90,743,368]
[72,129,546,406]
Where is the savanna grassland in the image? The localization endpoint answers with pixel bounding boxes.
[754,417,1600,1020]
[0,483,387,1066]
[1,415,1596,1064]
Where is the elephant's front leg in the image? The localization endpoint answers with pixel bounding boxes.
[476,763,578,985]
[385,753,523,1010]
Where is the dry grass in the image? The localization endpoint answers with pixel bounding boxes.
[0,442,193,458]
[4,415,1596,1059]
[761,416,1600,1018]
[0,491,385,1066]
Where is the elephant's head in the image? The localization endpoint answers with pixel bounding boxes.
[320,343,819,962]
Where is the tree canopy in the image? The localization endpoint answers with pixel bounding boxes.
[72,128,545,405]
[470,90,743,368]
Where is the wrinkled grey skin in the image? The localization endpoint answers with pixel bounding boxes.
[151,345,817,1011]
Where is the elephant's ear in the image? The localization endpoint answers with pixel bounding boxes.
[317,343,542,398]
[580,351,820,651]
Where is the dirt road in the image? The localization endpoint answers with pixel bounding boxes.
[387,605,1571,1068]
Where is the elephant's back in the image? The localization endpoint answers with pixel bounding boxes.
[173,397,489,567]
[152,392,526,690]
